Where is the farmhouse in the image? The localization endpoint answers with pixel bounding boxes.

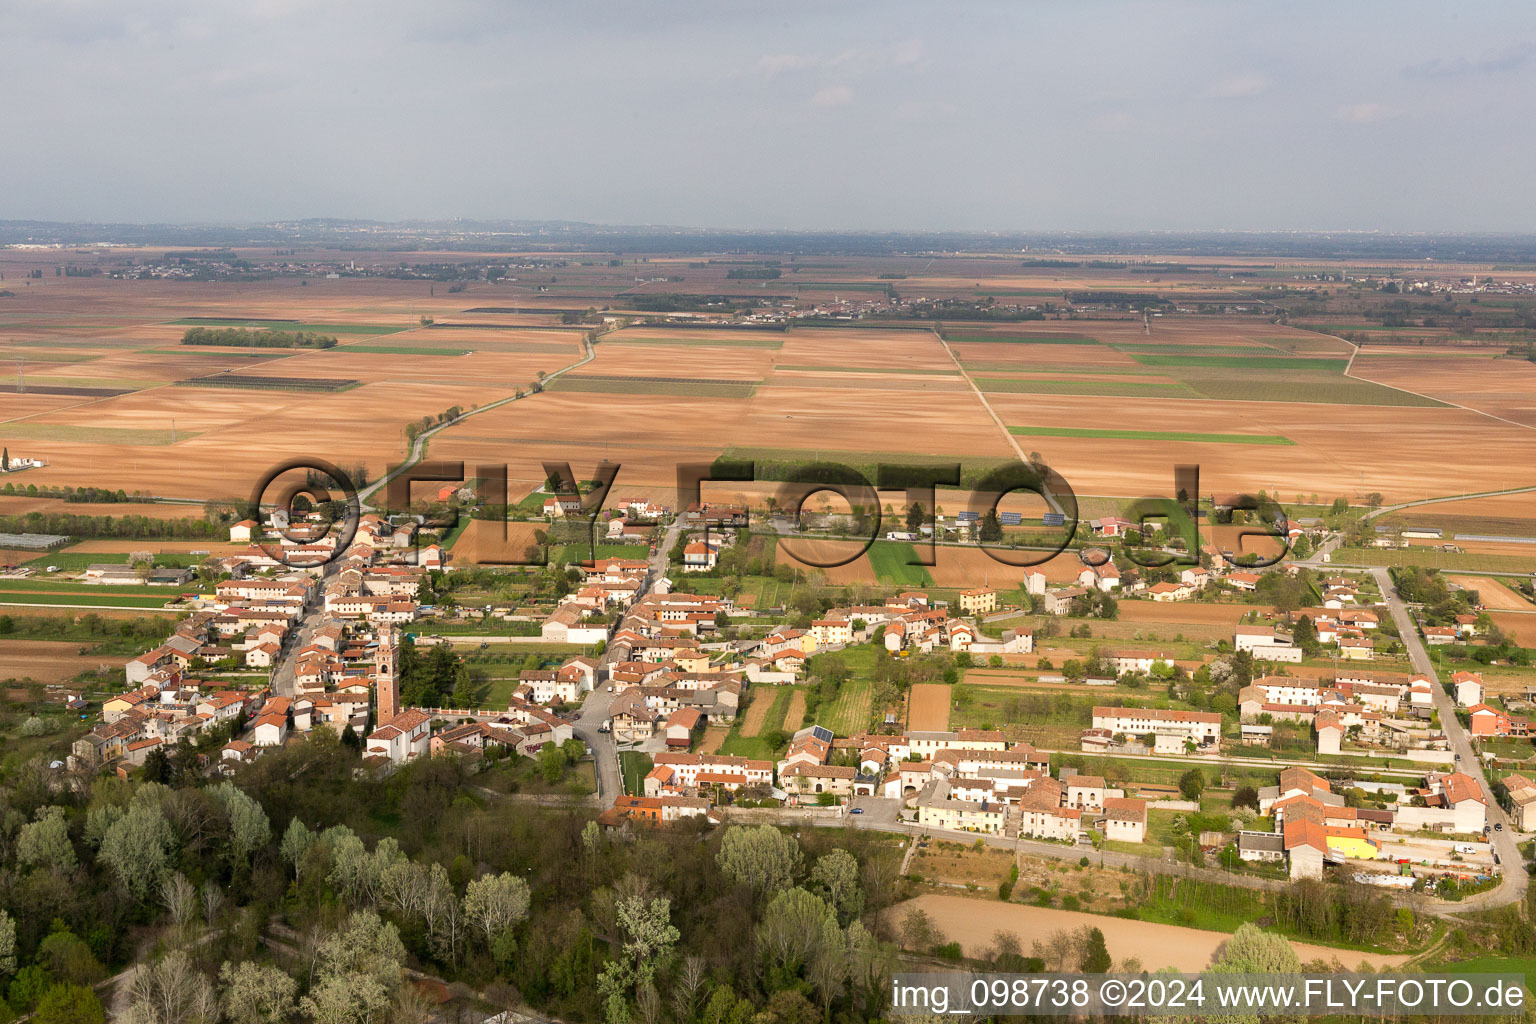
[1501,774,1536,831]
[959,588,997,616]
[1102,648,1173,676]
[1089,706,1221,750]
[915,779,1006,834]
[1015,779,1080,841]
[1233,626,1301,663]
[1099,797,1147,843]
[1454,671,1484,708]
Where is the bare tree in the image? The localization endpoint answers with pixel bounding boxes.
[201,880,224,928]
[671,955,707,1023]
[124,950,218,1024]
[161,872,198,934]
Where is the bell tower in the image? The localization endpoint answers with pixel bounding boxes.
[375,625,400,725]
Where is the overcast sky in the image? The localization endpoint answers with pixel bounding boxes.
[4,0,1535,231]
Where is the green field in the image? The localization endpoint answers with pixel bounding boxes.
[0,578,184,598]
[547,376,758,398]
[1109,343,1276,355]
[619,751,654,796]
[171,319,406,334]
[775,365,961,376]
[976,377,1197,398]
[1130,353,1350,371]
[867,541,932,587]
[0,591,174,609]
[823,678,873,735]
[23,551,205,570]
[337,344,470,356]
[606,336,785,349]
[1182,374,1448,407]
[0,424,200,445]
[959,361,1151,376]
[1008,425,1293,445]
[1333,547,1536,573]
[550,543,648,563]
[717,686,800,760]
[947,334,1099,345]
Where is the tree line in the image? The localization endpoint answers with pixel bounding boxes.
[181,328,338,349]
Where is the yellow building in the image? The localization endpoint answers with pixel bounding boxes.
[959,588,998,616]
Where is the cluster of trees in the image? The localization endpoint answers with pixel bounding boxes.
[1393,566,1476,624]
[181,328,338,349]
[396,637,481,708]
[1068,589,1118,619]
[0,480,150,503]
[0,725,919,1024]
[0,511,231,541]
[0,611,175,648]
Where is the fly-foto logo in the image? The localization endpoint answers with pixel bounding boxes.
[245,456,1291,570]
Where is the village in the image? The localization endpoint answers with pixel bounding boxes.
[49,488,1530,909]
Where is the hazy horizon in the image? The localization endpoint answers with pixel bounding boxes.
[6,0,1536,233]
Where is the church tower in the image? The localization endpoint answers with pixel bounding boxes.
[375,624,400,726]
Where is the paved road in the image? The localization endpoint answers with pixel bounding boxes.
[571,516,684,803]
[269,591,329,698]
[820,797,1515,917]
[1368,565,1528,911]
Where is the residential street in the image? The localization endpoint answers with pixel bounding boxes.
[572,516,684,803]
[1370,565,1528,910]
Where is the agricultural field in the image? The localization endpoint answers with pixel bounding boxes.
[4,254,1536,548]
[908,682,950,731]
[0,638,129,683]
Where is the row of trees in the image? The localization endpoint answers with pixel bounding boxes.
[0,511,230,540]
[0,480,151,503]
[181,328,338,349]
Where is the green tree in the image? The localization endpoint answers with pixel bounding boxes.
[716,825,802,899]
[1079,927,1112,973]
[462,872,532,956]
[1213,922,1302,973]
[298,910,406,1024]
[211,782,271,862]
[809,848,864,923]
[1178,768,1205,801]
[17,807,76,874]
[33,984,104,1024]
[906,502,926,533]
[979,508,1003,543]
[0,910,14,979]
[98,802,173,901]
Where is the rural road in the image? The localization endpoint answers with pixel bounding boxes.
[355,331,600,511]
[1308,483,1536,565]
[930,326,1066,517]
[1368,564,1528,911]
[817,797,1515,919]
